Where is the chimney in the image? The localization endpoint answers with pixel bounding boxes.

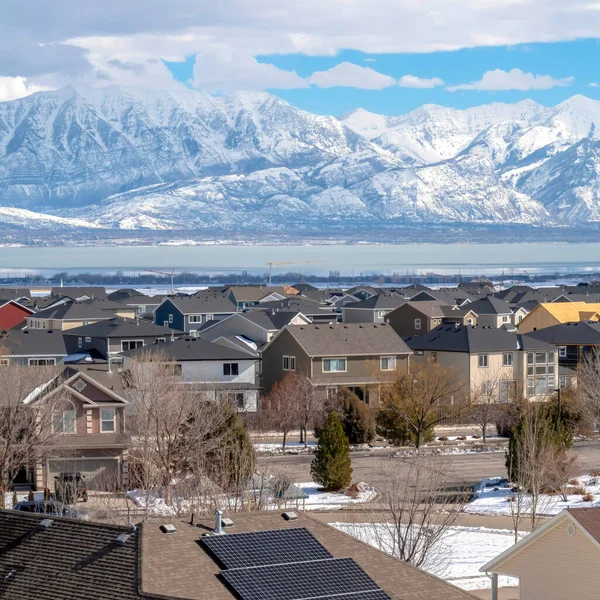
[214,509,224,535]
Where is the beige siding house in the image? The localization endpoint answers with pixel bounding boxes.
[482,508,600,600]
[518,301,600,333]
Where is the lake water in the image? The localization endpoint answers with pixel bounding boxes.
[1,242,600,276]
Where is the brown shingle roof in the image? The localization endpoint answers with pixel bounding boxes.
[283,323,411,357]
[568,507,600,544]
[139,511,475,600]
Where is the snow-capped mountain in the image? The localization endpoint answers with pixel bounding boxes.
[2,86,600,233]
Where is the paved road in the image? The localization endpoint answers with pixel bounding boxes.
[259,441,600,490]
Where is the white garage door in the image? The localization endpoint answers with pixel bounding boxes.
[47,458,119,490]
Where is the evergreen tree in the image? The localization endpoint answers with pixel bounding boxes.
[339,389,375,444]
[311,409,352,491]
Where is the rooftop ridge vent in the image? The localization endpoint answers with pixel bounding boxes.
[160,524,177,534]
[116,533,131,546]
[38,519,54,530]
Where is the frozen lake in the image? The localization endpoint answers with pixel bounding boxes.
[1,242,600,276]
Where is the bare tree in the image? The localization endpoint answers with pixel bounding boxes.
[358,454,469,571]
[124,351,240,514]
[0,362,68,507]
[575,351,600,431]
[380,362,466,450]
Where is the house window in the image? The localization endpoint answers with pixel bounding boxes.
[235,392,245,410]
[323,358,346,372]
[326,387,338,399]
[502,316,509,323]
[52,403,76,434]
[559,346,567,358]
[223,363,239,376]
[377,310,386,319]
[138,306,146,314]
[218,391,245,409]
[414,318,422,330]
[481,380,492,396]
[502,352,513,367]
[518,315,524,323]
[478,354,489,368]
[0,359,8,366]
[526,351,555,396]
[156,337,166,343]
[100,408,116,433]
[85,337,91,343]
[122,340,144,351]
[28,358,56,366]
[283,356,290,371]
[163,321,169,327]
[289,356,296,371]
[430,352,438,364]
[188,315,203,323]
[205,314,214,322]
[467,318,474,325]
[380,356,396,371]
[168,314,173,324]
[78,337,82,349]
[499,380,517,403]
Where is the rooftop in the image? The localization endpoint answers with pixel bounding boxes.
[64,317,178,338]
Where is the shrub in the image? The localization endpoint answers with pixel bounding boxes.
[311,410,352,491]
[590,470,600,477]
[572,486,586,496]
[583,492,594,502]
[472,435,481,439]
[457,436,467,441]
[338,389,375,444]
[438,436,449,442]
[569,479,580,486]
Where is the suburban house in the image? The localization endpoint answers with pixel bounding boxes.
[22,365,130,490]
[0,328,69,366]
[465,297,515,328]
[262,323,412,406]
[252,298,339,323]
[108,289,168,319]
[26,300,135,331]
[405,324,560,401]
[481,507,600,600]
[154,295,238,334]
[386,301,477,337]
[518,302,600,333]
[121,337,261,412]
[62,317,179,362]
[224,285,296,308]
[197,310,311,346]
[0,509,474,600]
[50,286,108,301]
[341,294,406,324]
[0,298,35,329]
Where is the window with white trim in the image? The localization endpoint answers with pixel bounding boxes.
[100,408,116,433]
[502,316,509,323]
[414,318,422,330]
[481,380,492,396]
[283,356,296,371]
[205,314,214,322]
[526,351,556,396]
[52,402,76,434]
[122,340,144,351]
[502,352,513,367]
[223,363,239,376]
[138,305,146,314]
[380,356,396,371]
[188,315,203,323]
[467,318,474,325]
[559,346,567,358]
[28,358,56,366]
[323,358,346,372]
[0,359,9,366]
[168,314,173,324]
[478,354,489,368]
[85,337,91,343]
[377,310,386,319]
[78,337,82,349]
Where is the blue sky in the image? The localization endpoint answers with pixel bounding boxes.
[166,39,600,116]
[4,0,600,115]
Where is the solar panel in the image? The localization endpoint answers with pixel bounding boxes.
[309,593,391,600]
[201,528,332,569]
[220,557,389,600]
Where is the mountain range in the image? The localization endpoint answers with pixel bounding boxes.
[1,86,600,234]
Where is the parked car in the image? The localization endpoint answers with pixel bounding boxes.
[54,472,89,504]
[13,500,79,518]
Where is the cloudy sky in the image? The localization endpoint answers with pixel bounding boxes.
[2,0,600,115]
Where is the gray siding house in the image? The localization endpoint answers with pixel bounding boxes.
[154,295,238,334]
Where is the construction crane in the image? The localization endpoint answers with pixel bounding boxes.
[266,260,322,285]
[144,268,176,295]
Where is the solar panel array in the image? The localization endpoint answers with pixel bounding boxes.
[201,526,392,600]
[201,527,332,569]
[221,558,387,600]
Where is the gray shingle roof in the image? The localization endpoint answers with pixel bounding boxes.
[0,328,67,356]
[466,297,513,315]
[28,301,112,321]
[50,286,107,300]
[405,324,555,353]
[164,295,237,314]
[122,337,257,361]
[344,295,406,310]
[283,323,411,356]
[527,320,600,345]
[0,510,153,600]
[63,318,177,338]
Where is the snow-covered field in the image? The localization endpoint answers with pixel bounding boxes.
[467,475,600,516]
[333,522,525,591]
[127,481,377,516]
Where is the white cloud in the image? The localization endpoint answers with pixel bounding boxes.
[590,82,599,87]
[192,49,307,92]
[398,74,444,88]
[448,68,573,91]
[363,58,376,63]
[308,62,395,89]
[0,76,52,101]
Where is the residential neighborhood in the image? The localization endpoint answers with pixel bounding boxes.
[3,278,600,600]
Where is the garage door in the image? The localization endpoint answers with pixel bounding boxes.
[47,458,119,491]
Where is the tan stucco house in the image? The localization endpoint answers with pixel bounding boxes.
[518,301,600,333]
[482,507,600,600]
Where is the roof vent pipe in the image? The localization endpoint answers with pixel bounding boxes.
[214,509,224,535]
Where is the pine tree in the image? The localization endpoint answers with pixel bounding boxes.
[339,389,375,444]
[311,409,352,491]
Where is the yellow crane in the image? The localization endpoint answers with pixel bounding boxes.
[266,260,322,285]
[144,268,176,295]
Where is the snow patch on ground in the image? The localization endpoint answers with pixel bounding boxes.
[395,445,505,457]
[467,475,600,516]
[333,522,525,591]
